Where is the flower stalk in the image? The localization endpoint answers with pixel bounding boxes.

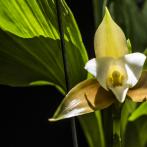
[112,103,122,147]
[55,0,78,147]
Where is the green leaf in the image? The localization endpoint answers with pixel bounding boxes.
[120,99,137,147]
[127,39,132,53]
[124,116,147,147]
[79,111,105,147]
[144,49,147,55]
[0,0,88,91]
[129,102,147,121]
[57,0,88,88]
[0,30,66,93]
[0,0,59,38]
[0,1,106,147]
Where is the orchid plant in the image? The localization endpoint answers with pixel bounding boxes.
[49,8,147,121]
[0,0,147,146]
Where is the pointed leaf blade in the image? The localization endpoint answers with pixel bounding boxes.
[120,99,137,146]
[79,111,106,147]
[0,0,59,38]
[129,101,147,121]
[0,0,88,92]
[0,30,66,92]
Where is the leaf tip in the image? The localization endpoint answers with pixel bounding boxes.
[48,118,55,122]
[48,117,62,122]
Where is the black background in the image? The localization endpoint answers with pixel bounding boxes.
[0,0,95,147]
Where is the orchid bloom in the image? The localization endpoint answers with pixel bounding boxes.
[85,8,146,103]
[49,8,147,121]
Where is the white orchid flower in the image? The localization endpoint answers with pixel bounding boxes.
[49,8,147,121]
[85,8,146,103]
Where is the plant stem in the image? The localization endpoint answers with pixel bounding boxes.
[102,104,122,147]
[102,106,113,147]
[55,0,78,147]
[71,118,78,147]
[95,111,106,147]
[112,103,121,147]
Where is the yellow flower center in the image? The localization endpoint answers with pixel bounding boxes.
[106,65,126,88]
[107,70,124,87]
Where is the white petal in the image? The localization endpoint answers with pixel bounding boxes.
[85,57,114,90]
[85,58,97,77]
[96,58,115,90]
[123,53,146,87]
[110,86,129,102]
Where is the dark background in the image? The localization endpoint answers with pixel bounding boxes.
[0,1,95,147]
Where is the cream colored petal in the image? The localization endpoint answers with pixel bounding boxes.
[110,86,129,103]
[94,8,128,58]
[96,57,114,90]
[127,71,147,102]
[95,57,127,90]
[123,53,146,87]
[49,79,114,121]
[95,57,129,102]
[85,58,97,77]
